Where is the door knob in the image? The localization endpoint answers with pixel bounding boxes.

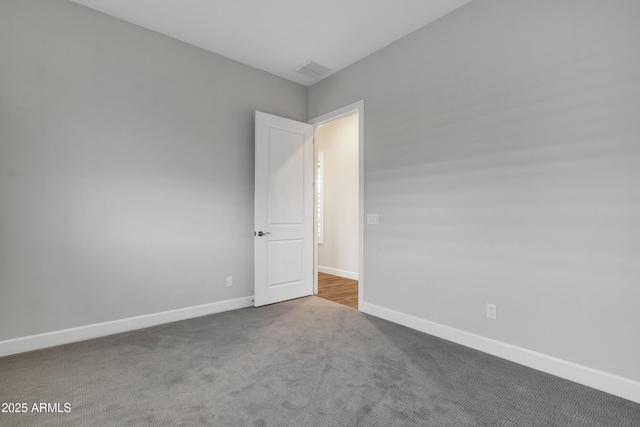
[257,231,271,237]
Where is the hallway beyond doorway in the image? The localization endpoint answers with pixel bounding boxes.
[317,272,358,309]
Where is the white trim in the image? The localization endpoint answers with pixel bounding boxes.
[309,99,365,308]
[0,296,254,357]
[317,266,358,281]
[360,301,640,404]
[308,101,362,127]
[312,126,320,295]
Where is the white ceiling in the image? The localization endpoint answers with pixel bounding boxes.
[69,0,473,86]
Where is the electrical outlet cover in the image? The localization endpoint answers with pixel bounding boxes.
[486,303,497,319]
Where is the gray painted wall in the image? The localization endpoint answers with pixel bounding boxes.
[309,0,640,381]
[0,0,306,341]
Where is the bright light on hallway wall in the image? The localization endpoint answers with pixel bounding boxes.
[317,152,324,244]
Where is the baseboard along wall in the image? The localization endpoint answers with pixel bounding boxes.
[3,294,638,404]
[0,296,254,358]
[359,301,640,404]
[317,265,358,281]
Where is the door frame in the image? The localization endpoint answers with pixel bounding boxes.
[308,100,365,309]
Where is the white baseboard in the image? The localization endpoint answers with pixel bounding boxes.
[359,301,640,404]
[0,296,254,357]
[318,266,358,281]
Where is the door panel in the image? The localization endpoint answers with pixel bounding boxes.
[255,111,313,307]
[267,239,304,286]
[267,127,305,224]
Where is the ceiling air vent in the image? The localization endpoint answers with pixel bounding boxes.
[296,61,331,79]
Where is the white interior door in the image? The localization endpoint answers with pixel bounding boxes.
[254,111,314,307]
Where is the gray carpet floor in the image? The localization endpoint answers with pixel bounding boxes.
[1,296,639,426]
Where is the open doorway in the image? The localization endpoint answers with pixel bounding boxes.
[309,101,363,310]
[316,113,359,308]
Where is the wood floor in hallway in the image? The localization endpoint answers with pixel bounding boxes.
[317,272,358,309]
